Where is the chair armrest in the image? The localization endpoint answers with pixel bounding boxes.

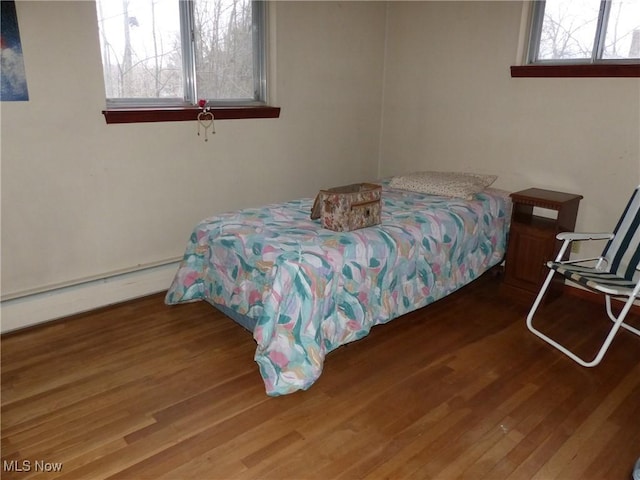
[556,232,614,241]
[555,257,605,265]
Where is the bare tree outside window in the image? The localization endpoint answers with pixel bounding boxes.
[538,0,600,60]
[96,0,263,105]
[530,0,640,63]
[194,0,254,100]
[603,0,640,59]
[97,0,183,100]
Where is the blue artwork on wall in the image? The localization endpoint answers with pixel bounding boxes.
[1,0,29,101]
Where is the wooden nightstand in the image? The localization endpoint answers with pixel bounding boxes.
[502,188,583,304]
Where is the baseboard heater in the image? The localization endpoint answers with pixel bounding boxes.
[0,258,181,334]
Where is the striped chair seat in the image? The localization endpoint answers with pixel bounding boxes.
[548,261,637,296]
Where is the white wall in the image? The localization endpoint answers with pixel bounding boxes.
[380,1,640,246]
[1,1,387,330]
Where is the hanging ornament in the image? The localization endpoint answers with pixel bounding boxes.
[196,99,215,142]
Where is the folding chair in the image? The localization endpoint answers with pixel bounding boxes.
[526,185,640,366]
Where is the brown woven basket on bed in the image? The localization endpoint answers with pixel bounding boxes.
[310,183,382,232]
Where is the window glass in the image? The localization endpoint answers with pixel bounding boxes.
[97,0,183,100]
[602,0,640,60]
[529,0,640,63]
[194,0,255,101]
[537,0,601,61]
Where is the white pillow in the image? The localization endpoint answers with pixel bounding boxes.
[389,171,498,200]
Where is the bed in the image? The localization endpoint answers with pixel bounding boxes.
[165,177,511,396]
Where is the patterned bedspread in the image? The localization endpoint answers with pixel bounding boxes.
[165,185,511,395]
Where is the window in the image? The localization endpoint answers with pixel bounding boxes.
[528,0,640,63]
[96,0,279,123]
[512,0,640,77]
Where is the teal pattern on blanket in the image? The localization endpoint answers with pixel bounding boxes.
[165,184,511,395]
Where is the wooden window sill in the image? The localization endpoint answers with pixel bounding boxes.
[510,64,640,78]
[102,105,281,124]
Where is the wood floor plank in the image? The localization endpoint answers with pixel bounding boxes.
[531,362,640,480]
[2,275,639,479]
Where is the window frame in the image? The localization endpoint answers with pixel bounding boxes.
[511,0,640,78]
[100,0,279,123]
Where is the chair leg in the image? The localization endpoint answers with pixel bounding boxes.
[590,294,640,364]
[527,270,638,367]
[605,295,640,336]
[526,268,556,332]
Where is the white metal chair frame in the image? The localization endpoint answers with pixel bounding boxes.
[526,187,640,367]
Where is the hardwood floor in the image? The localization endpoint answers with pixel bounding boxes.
[2,274,639,479]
